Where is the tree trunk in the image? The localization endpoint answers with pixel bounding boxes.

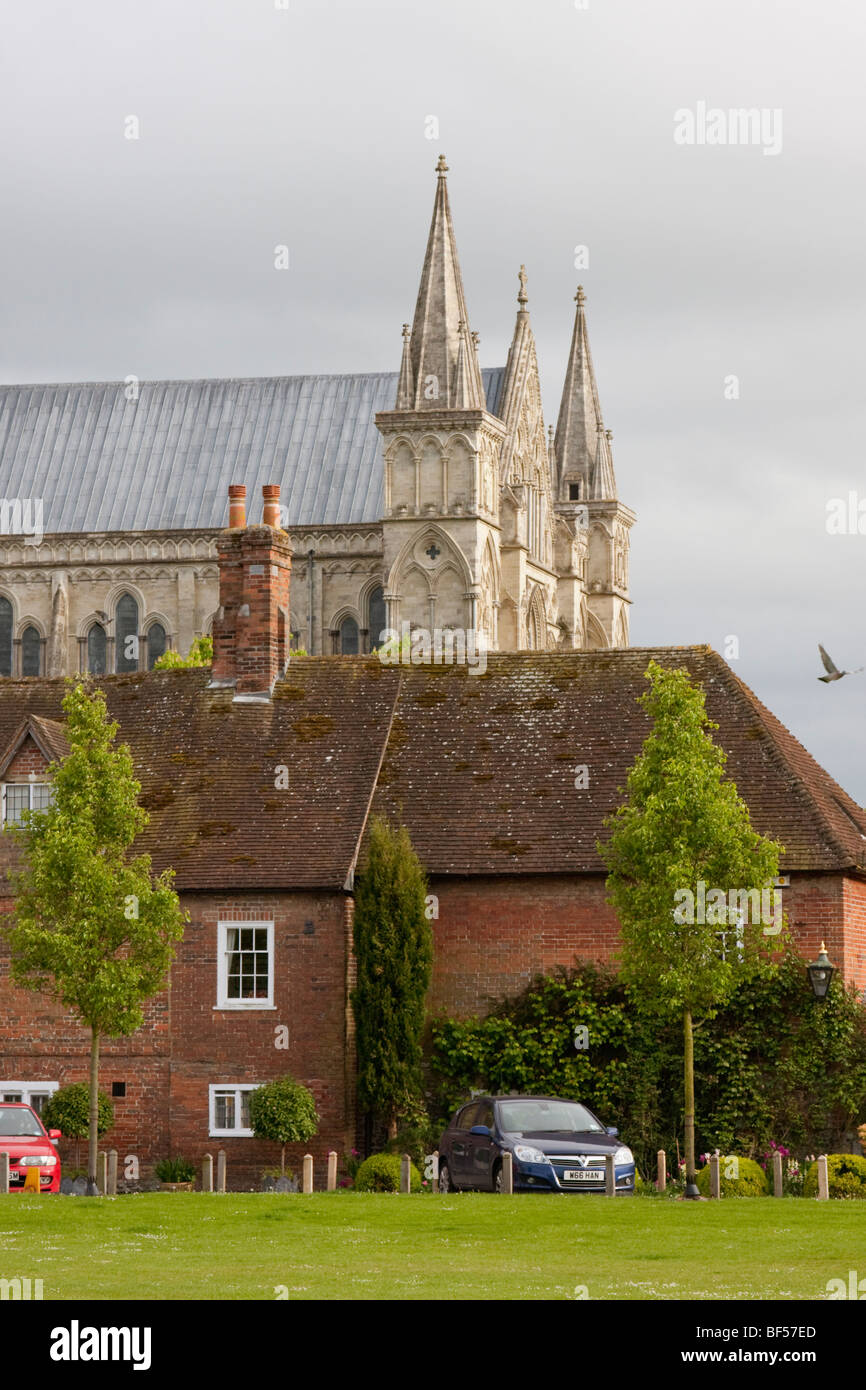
[281,1144,286,1177]
[87,1027,100,1196]
[683,1008,700,1199]
[387,1113,398,1143]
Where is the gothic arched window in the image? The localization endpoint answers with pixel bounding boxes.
[147,623,167,670]
[0,597,12,677]
[87,623,107,674]
[21,626,42,676]
[339,617,359,655]
[115,593,139,672]
[367,587,386,652]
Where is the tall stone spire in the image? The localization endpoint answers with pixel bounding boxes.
[396,324,414,409]
[554,285,605,499]
[402,155,484,411]
[589,428,617,499]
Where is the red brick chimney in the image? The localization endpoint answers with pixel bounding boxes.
[211,484,292,698]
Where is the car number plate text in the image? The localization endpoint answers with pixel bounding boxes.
[564,1168,600,1181]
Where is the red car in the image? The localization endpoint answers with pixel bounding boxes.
[0,1102,62,1192]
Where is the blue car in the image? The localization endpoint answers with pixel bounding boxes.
[437,1094,636,1194]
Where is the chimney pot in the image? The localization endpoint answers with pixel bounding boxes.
[262,484,282,529]
[228,485,246,529]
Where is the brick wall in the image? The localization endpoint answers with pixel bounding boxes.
[4,737,49,778]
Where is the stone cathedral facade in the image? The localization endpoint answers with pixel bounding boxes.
[0,158,635,676]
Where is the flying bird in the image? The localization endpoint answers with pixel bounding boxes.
[818,644,863,682]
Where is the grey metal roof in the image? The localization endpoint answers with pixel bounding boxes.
[0,368,505,534]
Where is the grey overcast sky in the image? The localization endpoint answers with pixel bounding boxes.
[2,0,865,800]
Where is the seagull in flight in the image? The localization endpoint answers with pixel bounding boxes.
[818,644,863,682]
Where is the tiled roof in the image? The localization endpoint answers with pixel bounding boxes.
[0,369,505,535]
[0,647,862,889]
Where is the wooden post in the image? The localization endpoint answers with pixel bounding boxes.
[709,1152,720,1199]
[302,1153,313,1194]
[399,1153,411,1194]
[107,1150,118,1197]
[604,1153,615,1196]
[817,1154,829,1200]
[656,1150,666,1192]
[773,1151,784,1197]
[96,1151,107,1196]
[202,1153,213,1193]
[327,1151,337,1192]
[216,1149,226,1194]
[0,1151,9,1194]
[501,1151,513,1194]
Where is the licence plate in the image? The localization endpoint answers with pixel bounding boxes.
[563,1168,601,1182]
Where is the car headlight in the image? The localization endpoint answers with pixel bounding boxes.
[19,1156,57,1166]
[513,1144,549,1165]
[613,1146,634,1166]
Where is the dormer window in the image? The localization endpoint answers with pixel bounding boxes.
[2,780,54,826]
[0,715,69,829]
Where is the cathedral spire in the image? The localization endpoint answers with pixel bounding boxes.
[396,324,414,409]
[554,285,605,498]
[403,155,484,411]
[589,427,617,499]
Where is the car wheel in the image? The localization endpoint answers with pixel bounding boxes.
[438,1160,456,1193]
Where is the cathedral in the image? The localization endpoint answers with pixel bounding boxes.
[0,157,634,676]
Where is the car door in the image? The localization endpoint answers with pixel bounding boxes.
[469,1101,497,1190]
[450,1104,479,1186]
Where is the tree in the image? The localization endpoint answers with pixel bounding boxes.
[248,1074,318,1175]
[351,816,433,1142]
[153,634,213,669]
[4,682,187,1195]
[41,1083,114,1173]
[598,660,784,1196]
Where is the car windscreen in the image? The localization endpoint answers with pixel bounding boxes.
[497,1100,605,1134]
[0,1107,44,1138]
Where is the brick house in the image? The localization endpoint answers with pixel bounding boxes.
[1,485,864,1186]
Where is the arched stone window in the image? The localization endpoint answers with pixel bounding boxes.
[21,626,42,677]
[367,586,386,652]
[87,623,107,674]
[147,623,167,670]
[339,616,359,655]
[0,597,12,677]
[115,593,139,672]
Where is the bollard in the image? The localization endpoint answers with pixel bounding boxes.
[216,1149,226,1194]
[656,1150,666,1192]
[302,1153,313,1194]
[327,1151,337,1192]
[604,1153,615,1196]
[0,1151,8,1195]
[709,1152,720,1199]
[107,1150,118,1197]
[400,1153,411,1194]
[500,1151,513,1194]
[96,1151,107,1196]
[817,1154,829,1200]
[202,1153,213,1193]
[430,1150,439,1193]
[773,1150,784,1198]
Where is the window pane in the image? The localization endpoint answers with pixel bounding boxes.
[115,594,139,673]
[29,1093,49,1115]
[0,597,12,678]
[368,587,386,652]
[87,624,107,675]
[225,928,239,952]
[339,617,359,655]
[240,1092,251,1129]
[31,783,54,812]
[146,623,167,670]
[5,785,29,824]
[2,1092,22,1103]
[254,928,267,951]
[21,626,41,677]
[215,1093,235,1129]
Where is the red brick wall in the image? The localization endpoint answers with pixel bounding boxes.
[4,737,49,778]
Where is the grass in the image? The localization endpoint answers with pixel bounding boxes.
[1,1193,864,1300]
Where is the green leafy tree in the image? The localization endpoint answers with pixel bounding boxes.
[153,634,213,669]
[3,682,187,1195]
[248,1074,319,1175]
[597,660,784,1194]
[41,1083,114,1172]
[351,816,433,1141]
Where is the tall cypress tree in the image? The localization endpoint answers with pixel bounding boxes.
[352,816,433,1143]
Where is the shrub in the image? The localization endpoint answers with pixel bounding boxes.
[803,1154,866,1199]
[155,1156,196,1184]
[41,1084,114,1168]
[354,1152,421,1193]
[695,1156,768,1197]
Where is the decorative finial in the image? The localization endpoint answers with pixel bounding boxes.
[471,330,480,348]
[436,154,448,176]
[605,429,613,441]
[402,323,410,341]
[576,285,586,306]
[518,264,528,305]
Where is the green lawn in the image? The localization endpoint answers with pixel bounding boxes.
[2,1193,864,1300]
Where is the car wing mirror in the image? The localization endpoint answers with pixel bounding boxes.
[470,1125,492,1137]
[606,1126,619,1137]
[48,1130,62,1140]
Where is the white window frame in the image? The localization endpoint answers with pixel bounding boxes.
[2,780,54,826]
[0,1080,59,1114]
[208,1083,261,1138]
[215,920,275,1010]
